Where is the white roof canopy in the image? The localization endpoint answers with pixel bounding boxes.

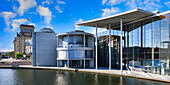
[76,8,154,31]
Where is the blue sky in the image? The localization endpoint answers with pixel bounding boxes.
[0,0,170,51]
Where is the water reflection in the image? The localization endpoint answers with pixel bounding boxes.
[55,71,68,85]
[0,69,169,85]
[120,76,122,85]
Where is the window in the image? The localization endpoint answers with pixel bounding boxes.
[30,30,32,32]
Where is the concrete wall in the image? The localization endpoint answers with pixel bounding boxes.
[32,32,57,66]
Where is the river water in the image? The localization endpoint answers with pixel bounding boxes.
[0,69,169,85]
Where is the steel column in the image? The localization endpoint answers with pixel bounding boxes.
[95,24,98,70]
[84,33,86,68]
[120,19,123,72]
[109,24,111,70]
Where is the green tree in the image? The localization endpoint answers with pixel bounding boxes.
[2,54,6,58]
[15,52,23,59]
[7,51,14,57]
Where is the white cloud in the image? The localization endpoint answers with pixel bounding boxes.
[55,0,66,13]
[56,0,66,5]
[0,12,34,32]
[126,0,138,9]
[108,0,125,6]
[102,0,161,11]
[75,18,105,34]
[11,18,28,32]
[102,7,119,17]
[13,18,27,23]
[37,5,52,24]
[42,0,51,5]
[143,0,161,10]
[2,48,13,52]
[13,5,17,12]
[0,12,16,32]
[16,0,37,16]
[165,1,170,8]
[78,19,83,23]
[102,0,107,5]
[55,5,63,13]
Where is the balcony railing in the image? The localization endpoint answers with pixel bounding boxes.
[58,44,84,48]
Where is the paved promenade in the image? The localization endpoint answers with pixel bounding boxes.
[0,65,170,83]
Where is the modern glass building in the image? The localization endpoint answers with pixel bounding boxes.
[77,9,170,75]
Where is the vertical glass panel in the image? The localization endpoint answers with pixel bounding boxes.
[85,50,93,58]
[160,13,170,75]
[145,22,152,47]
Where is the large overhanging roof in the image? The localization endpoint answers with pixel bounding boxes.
[76,8,154,30]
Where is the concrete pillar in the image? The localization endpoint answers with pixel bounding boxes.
[132,24,134,70]
[57,36,58,67]
[127,31,129,68]
[95,24,98,70]
[120,19,123,72]
[67,34,69,68]
[109,24,111,70]
[151,18,154,72]
[57,35,58,47]
[84,33,86,68]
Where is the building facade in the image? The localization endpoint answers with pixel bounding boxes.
[98,35,121,69]
[13,24,35,58]
[77,9,170,75]
[57,30,94,68]
[121,12,170,75]
[32,28,57,66]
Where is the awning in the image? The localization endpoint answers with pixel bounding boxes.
[76,8,154,31]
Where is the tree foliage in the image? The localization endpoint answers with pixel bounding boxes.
[7,51,14,57]
[15,52,23,58]
[30,55,32,59]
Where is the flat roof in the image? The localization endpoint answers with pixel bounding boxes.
[20,24,35,27]
[57,30,94,37]
[76,8,154,30]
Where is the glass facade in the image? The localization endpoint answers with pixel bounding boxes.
[98,12,170,75]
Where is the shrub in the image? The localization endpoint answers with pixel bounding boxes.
[15,52,23,59]
[30,55,32,59]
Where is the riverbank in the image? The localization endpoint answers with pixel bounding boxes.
[0,65,170,83]
[0,59,32,66]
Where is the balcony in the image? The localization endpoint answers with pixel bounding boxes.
[57,50,93,60]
